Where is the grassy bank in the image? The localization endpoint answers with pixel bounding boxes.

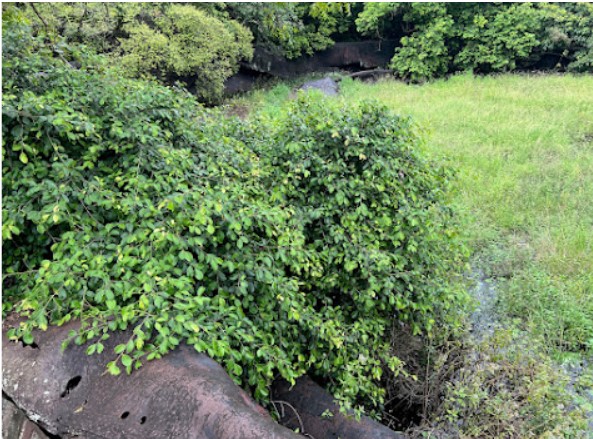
[341,73,593,354]
[232,73,593,436]
[236,73,593,354]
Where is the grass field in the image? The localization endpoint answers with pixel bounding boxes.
[341,73,593,354]
[233,73,593,435]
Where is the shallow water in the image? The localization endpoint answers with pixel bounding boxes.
[468,268,593,435]
[468,270,502,341]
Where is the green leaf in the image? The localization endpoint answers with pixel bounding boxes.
[107,361,121,376]
[179,251,193,262]
[22,333,34,345]
[121,354,133,367]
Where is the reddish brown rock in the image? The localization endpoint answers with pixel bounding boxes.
[3,321,409,439]
[2,322,298,439]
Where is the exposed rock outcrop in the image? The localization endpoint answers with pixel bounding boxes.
[224,40,398,95]
[297,77,339,96]
[2,395,51,439]
[2,322,297,439]
[273,377,406,439]
[3,321,409,439]
[246,40,398,78]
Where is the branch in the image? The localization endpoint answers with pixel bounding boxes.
[28,2,72,67]
[29,2,49,31]
[349,69,394,80]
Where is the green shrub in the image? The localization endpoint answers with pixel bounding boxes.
[453,3,541,73]
[222,2,351,59]
[355,2,398,39]
[2,22,308,404]
[119,5,253,103]
[355,2,593,81]
[390,6,453,82]
[539,3,593,73]
[20,3,253,104]
[3,23,466,417]
[20,2,593,88]
[251,93,468,408]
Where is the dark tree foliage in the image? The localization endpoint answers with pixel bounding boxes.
[221,2,352,58]
[356,2,593,81]
[13,2,593,94]
[19,2,253,103]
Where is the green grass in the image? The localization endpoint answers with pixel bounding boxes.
[235,73,593,435]
[338,73,593,353]
[343,73,593,267]
[236,72,593,354]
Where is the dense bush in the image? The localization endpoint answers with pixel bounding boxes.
[2,20,306,404]
[539,2,593,73]
[15,2,593,89]
[356,2,593,81]
[20,3,253,103]
[221,2,352,59]
[389,4,454,81]
[119,5,253,103]
[255,95,466,336]
[18,2,353,64]
[3,21,466,416]
[19,2,133,53]
[249,94,468,408]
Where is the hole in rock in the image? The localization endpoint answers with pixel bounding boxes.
[140,416,146,424]
[60,376,82,397]
[121,411,130,419]
[19,339,39,349]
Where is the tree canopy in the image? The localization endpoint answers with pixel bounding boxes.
[10,2,592,101]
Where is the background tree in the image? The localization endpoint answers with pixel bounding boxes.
[221,2,352,59]
[119,4,253,103]
[22,2,253,103]
[356,2,593,81]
